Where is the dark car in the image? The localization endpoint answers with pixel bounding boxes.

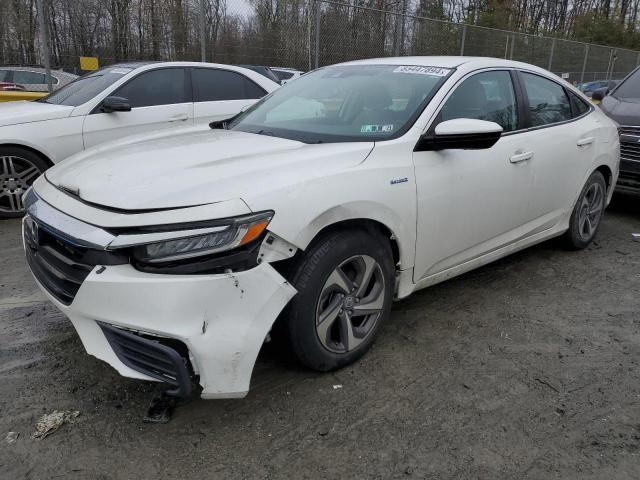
[238,65,282,84]
[594,69,640,195]
[579,79,619,97]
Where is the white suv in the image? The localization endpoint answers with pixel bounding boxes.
[0,62,279,217]
[23,57,619,399]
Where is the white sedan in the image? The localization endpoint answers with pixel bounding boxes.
[0,61,279,217]
[23,56,619,399]
[271,67,304,84]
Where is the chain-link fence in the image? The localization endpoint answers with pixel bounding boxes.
[1,0,639,85]
[312,0,640,83]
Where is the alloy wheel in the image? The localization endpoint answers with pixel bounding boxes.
[315,254,386,354]
[577,181,604,241]
[0,156,41,214]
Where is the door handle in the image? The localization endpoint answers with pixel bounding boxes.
[509,151,534,163]
[577,137,595,147]
[169,114,189,122]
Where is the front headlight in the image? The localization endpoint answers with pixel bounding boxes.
[111,211,273,264]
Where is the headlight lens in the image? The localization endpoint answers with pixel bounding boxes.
[126,212,273,263]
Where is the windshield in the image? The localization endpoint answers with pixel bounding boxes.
[38,66,134,106]
[612,68,640,101]
[229,64,452,143]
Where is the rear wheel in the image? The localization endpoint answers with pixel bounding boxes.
[562,170,606,249]
[282,229,395,371]
[0,147,48,219]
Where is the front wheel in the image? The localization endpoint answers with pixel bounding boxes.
[282,229,395,371]
[0,147,48,219]
[562,170,607,249]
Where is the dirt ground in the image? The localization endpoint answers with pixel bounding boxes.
[1,196,639,480]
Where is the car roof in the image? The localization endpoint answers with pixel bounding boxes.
[125,61,281,91]
[336,56,549,71]
[108,61,156,69]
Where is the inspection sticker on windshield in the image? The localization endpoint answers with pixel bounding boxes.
[361,124,394,133]
[393,66,451,76]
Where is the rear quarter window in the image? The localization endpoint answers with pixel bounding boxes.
[569,92,591,117]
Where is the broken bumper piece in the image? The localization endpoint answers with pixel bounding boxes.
[36,262,296,399]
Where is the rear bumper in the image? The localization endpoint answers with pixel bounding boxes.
[33,261,296,399]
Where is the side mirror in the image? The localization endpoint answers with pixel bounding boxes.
[101,96,131,113]
[415,118,503,152]
[591,88,608,102]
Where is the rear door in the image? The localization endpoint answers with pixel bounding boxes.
[515,71,598,225]
[191,68,267,125]
[82,67,193,149]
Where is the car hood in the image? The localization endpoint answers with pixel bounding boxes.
[599,95,640,125]
[0,100,74,127]
[46,128,374,210]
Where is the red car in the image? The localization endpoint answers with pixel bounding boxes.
[0,82,25,91]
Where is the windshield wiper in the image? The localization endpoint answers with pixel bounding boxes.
[209,112,242,130]
[255,129,278,137]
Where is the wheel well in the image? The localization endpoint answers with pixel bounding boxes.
[308,219,400,267]
[270,219,401,281]
[595,165,613,192]
[0,144,53,168]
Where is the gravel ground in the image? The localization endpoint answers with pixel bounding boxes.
[1,196,639,480]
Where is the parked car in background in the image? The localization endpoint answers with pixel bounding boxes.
[22,57,619,400]
[238,65,282,84]
[594,68,640,195]
[271,67,304,84]
[0,82,25,91]
[579,79,619,98]
[0,66,77,92]
[0,61,279,217]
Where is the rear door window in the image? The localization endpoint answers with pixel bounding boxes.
[192,68,266,102]
[13,70,47,84]
[520,72,572,127]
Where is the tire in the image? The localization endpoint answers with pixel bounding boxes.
[562,170,607,249]
[282,229,395,371]
[0,146,48,219]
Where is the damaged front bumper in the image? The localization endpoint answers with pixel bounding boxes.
[22,190,297,399]
[57,262,295,398]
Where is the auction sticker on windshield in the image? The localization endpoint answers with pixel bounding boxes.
[393,66,451,76]
[361,124,394,133]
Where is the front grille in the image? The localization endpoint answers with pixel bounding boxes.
[619,126,640,136]
[620,142,640,163]
[617,171,640,195]
[24,217,96,305]
[619,126,640,164]
[23,216,127,305]
[99,323,192,397]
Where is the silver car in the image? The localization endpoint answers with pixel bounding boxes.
[0,66,77,92]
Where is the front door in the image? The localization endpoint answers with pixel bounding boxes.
[82,67,193,149]
[413,70,535,282]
